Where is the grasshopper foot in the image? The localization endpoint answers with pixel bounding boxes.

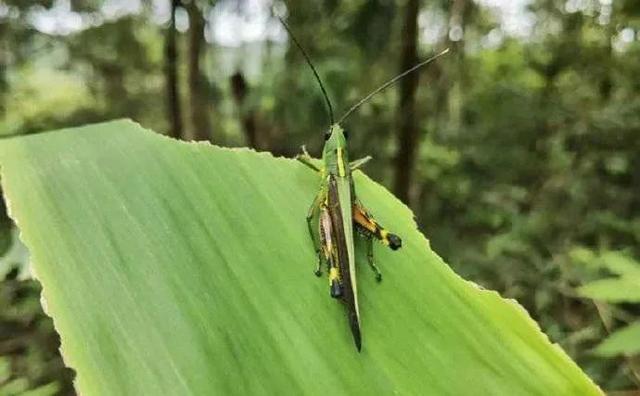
[388,233,402,250]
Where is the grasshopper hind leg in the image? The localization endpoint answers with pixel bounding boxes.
[365,237,383,282]
[353,201,402,281]
[319,206,343,298]
[353,201,402,250]
[307,214,323,277]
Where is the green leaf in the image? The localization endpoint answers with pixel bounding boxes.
[569,248,640,277]
[594,322,640,357]
[0,357,10,384]
[0,120,600,395]
[0,228,31,280]
[0,378,29,395]
[578,277,640,303]
[599,251,640,277]
[17,382,59,396]
[568,247,597,268]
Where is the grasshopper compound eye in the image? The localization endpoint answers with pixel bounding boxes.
[324,131,331,141]
[343,130,349,140]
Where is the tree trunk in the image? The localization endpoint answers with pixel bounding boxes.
[393,0,420,205]
[446,0,466,129]
[165,0,183,139]
[599,12,614,100]
[0,22,7,117]
[230,71,262,150]
[186,1,212,141]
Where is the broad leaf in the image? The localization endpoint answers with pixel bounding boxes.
[0,121,600,395]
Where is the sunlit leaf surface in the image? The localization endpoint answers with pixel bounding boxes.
[0,120,600,395]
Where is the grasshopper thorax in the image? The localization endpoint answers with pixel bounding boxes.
[322,124,350,177]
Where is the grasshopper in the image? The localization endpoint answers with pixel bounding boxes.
[280,18,448,351]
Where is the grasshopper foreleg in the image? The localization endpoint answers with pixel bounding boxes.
[349,156,372,171]
[296,145,321,172]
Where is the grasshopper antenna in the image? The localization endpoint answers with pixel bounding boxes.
[278,16,335,126]
[337,48,450,125]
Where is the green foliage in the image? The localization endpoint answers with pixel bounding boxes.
[573,250,640,360]
[579,279,640,303]
[0,121,601,395]
[0,228,30,281]
[0,278,74,395]
[0,356,59,395]
[594,323,640,358]
[572,249,640,304]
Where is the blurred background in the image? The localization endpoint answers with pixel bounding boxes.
[1,0,639,394]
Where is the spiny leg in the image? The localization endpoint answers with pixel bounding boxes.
[318,206,330,277]
[365,235,382,282]
[320,206,342,298]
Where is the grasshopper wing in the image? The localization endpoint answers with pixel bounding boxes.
[328,175,361,351]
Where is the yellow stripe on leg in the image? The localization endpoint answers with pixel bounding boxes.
[380,229,390,246]
[329,267,339,284]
